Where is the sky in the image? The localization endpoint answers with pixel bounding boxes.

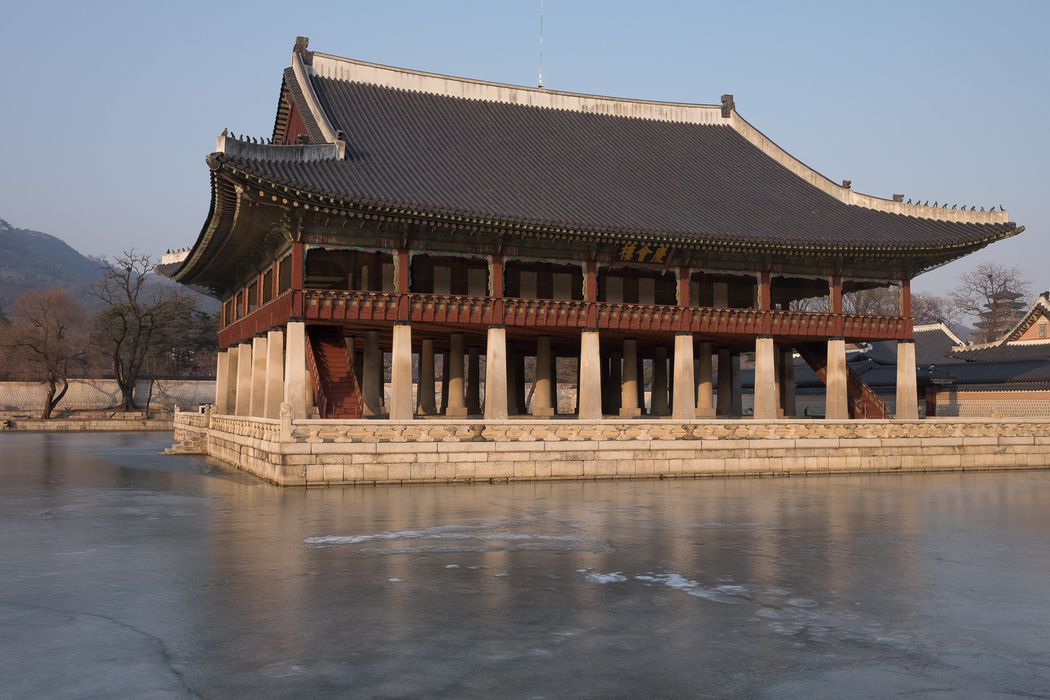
[1,0,1047,298]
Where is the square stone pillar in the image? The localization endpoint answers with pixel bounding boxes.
[513,349,528,415]
[730,353,743,417]
[467,346,482,415]
[235,342,253,416]
[533,336,555,417]
[753,335,777,420]
[695,341,715,417]
[446,334,467,416]
[250,336,268,417]
[826,337,849,420]
[779,348,796,418]
[716,348,732,416]
[620,339,641,417]
[225,346,240,416]
[896,340,919,419]
[283,322,308,420]
[484,326,509,420]
[651,346,670,416]
[578,330,603,420]
[214,350,230,414]
[264,329,284,419]
[418,338,437,415]
[362,330,383,417]
[672,333,695,421]
[440,350,450,414]
[608,351,623,415]
[389,323,414,421]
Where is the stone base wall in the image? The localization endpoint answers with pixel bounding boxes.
[174,412,1050,487]
[0,380,215,415]
[4,418,174,431]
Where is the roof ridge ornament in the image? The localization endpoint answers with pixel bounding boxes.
[720,94,734,118]
[294,36,314,66]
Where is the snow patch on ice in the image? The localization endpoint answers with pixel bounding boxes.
[584,572,627,584]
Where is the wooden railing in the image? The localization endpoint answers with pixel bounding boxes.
[298,291,911,341]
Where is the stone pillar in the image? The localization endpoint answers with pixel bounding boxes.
[418,338,437,415]
[716,348,732,416]
[651,346,670,416]
[264,329,284,419]
[235,342,253,416]
[514,348,527,415]
[609,350,623,415]
[440,350,450,414]
[389,323,413,420]
[484,326,509,420]
[730,353,743,417]
[620,339,641,417]
[578,330,603,420]
[896,340,919,419]
[467,346,482,415]
[362,330,383,417]
[696,341,715,417]
[226,345,240,416]
[250,335,267,417]
[753,336,777,420]
[446,334,467,416]
[672,333,695,421]
[214,350,230,414]
[284,322,308,420]
[533,336,555,417]
[507,341,519,415]
[780,348,796,418]
[826,337,849,420]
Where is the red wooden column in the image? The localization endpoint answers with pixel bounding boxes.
[900,279,912,317]
[489,254,504,320]
[290,242,305,317]
[585,261,598,327]
[396,249,410,321]
[758,272,771,310]
[829,275,842,314]
[677,266,692,331]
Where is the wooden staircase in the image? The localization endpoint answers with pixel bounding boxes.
[796,343,888,419]
[306,325,364,419]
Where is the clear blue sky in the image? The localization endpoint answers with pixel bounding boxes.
[1,0,1046,297]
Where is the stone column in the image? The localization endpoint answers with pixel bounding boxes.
[439,350,450,414]
[264,329,284,419]
[250,335,268,417]
[716,348,732,416]
[389,323,413,420]
[896,340,919,419]
[609,350,623,415]
[362,330,383,417]
[418,338,437,415]
[467,346,482,415]
[620,339,641,417]
[825,337,849,420]
[651,346,670,416]
[484,326,509,420]
[214,350,230,414]
[446,333,467,416]
[780,348,796,418]
[672,333,696,421]
[235,341,253,416]
[507,341,519,415]
[696,341,715,417]
[533,336,555,417]
[284,321,308,420]
[514,348,527,415]
[753,335,777,420]
[225,346,240,415]
[730,353,743,417]
[578,330,603,420]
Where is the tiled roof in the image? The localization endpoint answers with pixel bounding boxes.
[212,48,1019,255]
[949,343,1050,363]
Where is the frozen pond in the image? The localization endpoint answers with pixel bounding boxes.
[3,432,1050,699]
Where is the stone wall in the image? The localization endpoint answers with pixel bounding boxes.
[0,380,215,415]
[174,411,1050,487]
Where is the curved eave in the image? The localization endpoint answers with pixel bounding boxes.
[215,158,1021,267]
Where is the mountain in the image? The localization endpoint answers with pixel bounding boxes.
[0,218,217,313]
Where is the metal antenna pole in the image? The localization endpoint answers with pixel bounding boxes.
[539,0,544,88]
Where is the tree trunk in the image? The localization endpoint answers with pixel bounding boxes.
[41,377,69,420]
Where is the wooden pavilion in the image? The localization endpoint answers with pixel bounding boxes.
[159,37,1021,423]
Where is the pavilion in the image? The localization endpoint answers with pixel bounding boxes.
[159,37,1021,425]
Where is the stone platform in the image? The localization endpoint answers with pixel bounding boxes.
[172,410,1050,487]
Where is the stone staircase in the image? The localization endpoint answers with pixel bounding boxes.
[796,343,888,419]
[306,325,364,419]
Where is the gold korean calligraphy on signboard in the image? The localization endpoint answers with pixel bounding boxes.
[618,243,671,265]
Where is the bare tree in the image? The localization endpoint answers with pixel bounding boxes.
[911,291,961,328]
[949,263,1030,344]
[5,289,90,419]
[91,251,188,412]
[842,286,898,315]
